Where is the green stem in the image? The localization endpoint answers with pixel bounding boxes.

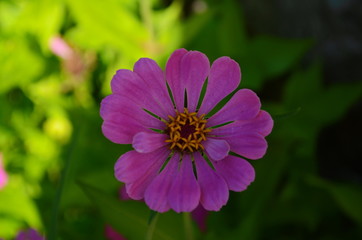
[48,129,78,240]
[146,212,159,240]
[183,212,194,240]
[140,0,155,42]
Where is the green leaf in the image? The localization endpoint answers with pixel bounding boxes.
[272,107,301,120]
[284,63,322,106]
[0,38,43,94]
[307,176,362,226]
[78,181,184,240]
[284,63,362,128]
[242,36,312,89]
[249,36,312,77]
[302,82,362,126]
[11,0,65,53]
[0,177,43,238]
[66,0,146,57]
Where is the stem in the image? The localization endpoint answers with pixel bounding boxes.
[140,0,155,42]
[183,212,194,240]
[146,212,159,240]
[48,129,78,240]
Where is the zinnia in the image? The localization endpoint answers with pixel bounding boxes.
[100,49,273,212]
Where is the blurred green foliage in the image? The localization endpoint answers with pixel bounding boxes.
[0,0,361,239]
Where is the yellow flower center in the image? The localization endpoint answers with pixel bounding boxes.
[165,108,211,152]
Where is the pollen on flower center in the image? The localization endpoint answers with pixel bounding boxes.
[165,108,211,152]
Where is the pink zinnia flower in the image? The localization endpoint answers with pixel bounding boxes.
[49,36,73,60]
[49,36,89,77]
[100,49,273,212]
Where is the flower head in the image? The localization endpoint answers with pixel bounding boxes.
[100,49,273,212]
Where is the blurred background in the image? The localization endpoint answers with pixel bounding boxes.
[0,0,361,239]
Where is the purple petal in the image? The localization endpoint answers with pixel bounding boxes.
[100,94,164,129]
[213,155,255,191]
[102,120,146,144]
[212,110,274,137]
[207,89,261,127]
[191,204,209,232]
[217,133,267,160]
[203,138,230,161]
[104,225,127,240]
[166,49,188,112]
[180,51,210,112]
[194,152,229,211]
[118,185,131,200]
[198,57,241,115]
[133,58,175,118]
[144,153,180,212]
[15,228,44,240]
[114,148,169,199]
[100,93,165,144]
[168,154,201,212]
[256,110,274,136]
[114,149,168,183]
[132,132,168,153]
[110,69,169,119]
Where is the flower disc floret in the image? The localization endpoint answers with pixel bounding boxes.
[165,108,211,152]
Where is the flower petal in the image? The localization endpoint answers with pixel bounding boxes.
[133,58,175,118]
[213,155,255,191]
[168,154,201,212]
[115,148,169,183]
[118,185,131,200]
[166,49,188,112]
[207,89,261,127]
[217,133,267,160]
[110,69,168,119]
[194,152,229,211]
[102,120,145,144]
[100,94,163,130]
[132,132,168,153]
[126,151,169,200]
[198,57,241,115]
[100,93,166,144]
[180,51,210,112]
[15,228,44,240]
[144,153,180,212]
[191,204,209,232]
[203,138,230,161]
[104,225,127,240]
[212,110,274,137]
